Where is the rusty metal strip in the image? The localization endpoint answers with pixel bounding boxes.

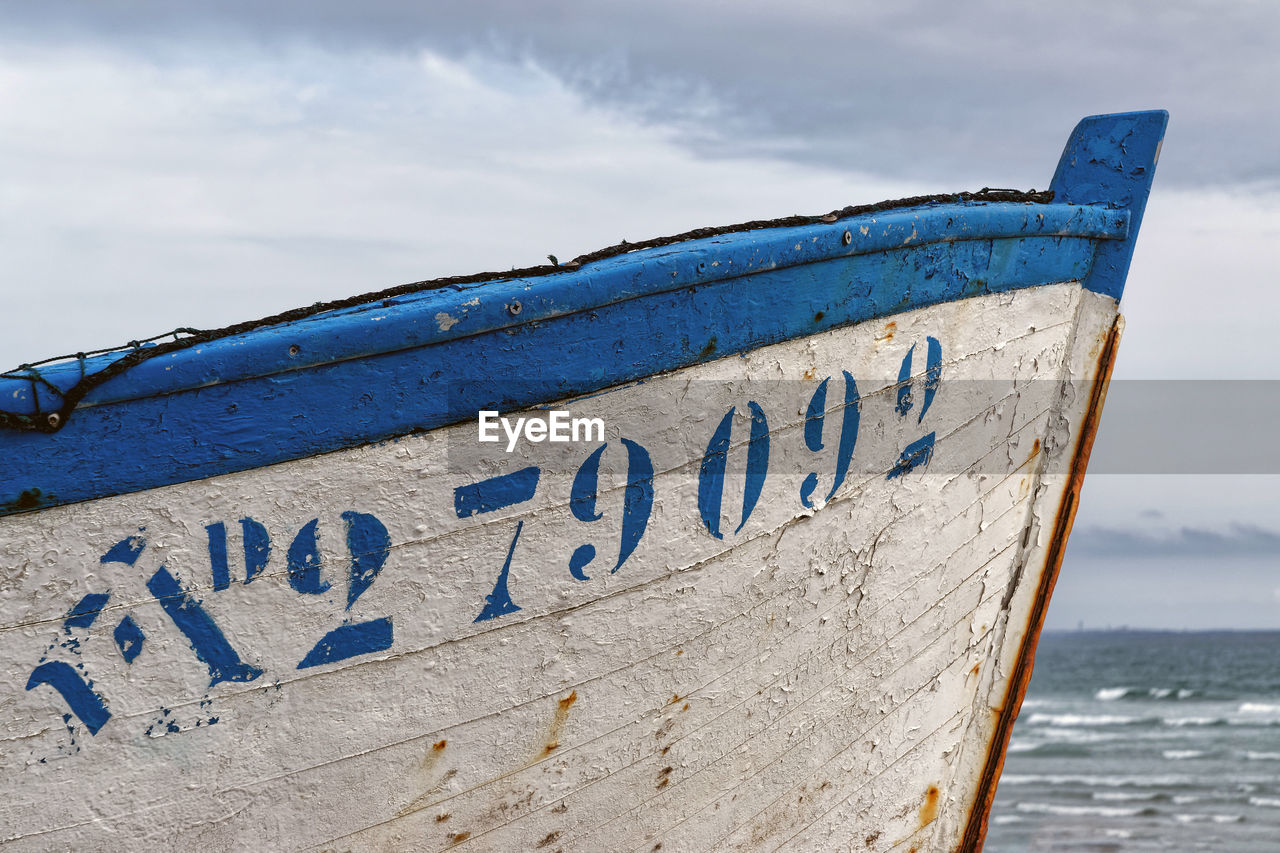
[958,314,1123,852]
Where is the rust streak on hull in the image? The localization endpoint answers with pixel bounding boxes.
[958,315,1123,852]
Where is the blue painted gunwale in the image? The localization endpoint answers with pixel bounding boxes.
[0,111,1168,516]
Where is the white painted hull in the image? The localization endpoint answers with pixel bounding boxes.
[1,284,1119,851]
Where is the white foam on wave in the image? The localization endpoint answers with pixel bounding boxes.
[1244,751,1280,760]
[1093,791,1160,802]
[1093,686,1191,702]
[1164,716,1221,727]
[1174,813,1244,824]
[1039,727,1119,744]
[999,773,1191,788]
[1172,794,1202,805]
[1162,749,1205,760]
[1249,796,1280,808]
[1239,702,1280,714]
[1007,741,1038,753]
[991,815,1022,825]
[1027,713,1143,727]
[1015,802,1147,818]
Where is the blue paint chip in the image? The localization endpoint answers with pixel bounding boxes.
[113,615,145,663]
[64,592,111,629]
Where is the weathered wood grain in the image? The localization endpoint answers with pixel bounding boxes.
[0,283,1116,852]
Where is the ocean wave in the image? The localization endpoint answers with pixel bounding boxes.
[1019,743,1092,758]
[1244,751,1280,761]
[1093,791,1165,802]
[1094,686,1197,702]
[1174,813,1244,824]
[1162,749,1206,760]
[1038,727,1120,743]
[1026,713,1152,727]
[1014,801,1157,818]
[1000,773,1192,788]
[1172,794,1202,805]
[1249,796,1280,808]
[991,815,1023,825]
[1163,716,1224,727]
[1239,702,1280,714]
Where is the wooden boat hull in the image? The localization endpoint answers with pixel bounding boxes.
[0,112,1165,851]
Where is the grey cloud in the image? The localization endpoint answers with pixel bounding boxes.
[2,1,1277,188]
[1068,523,1280,558]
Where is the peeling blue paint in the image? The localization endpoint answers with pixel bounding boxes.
[1050,110,1168,300]
[3,232,1114,516]
[0,115,1165,515]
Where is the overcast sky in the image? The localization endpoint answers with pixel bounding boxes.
[3,2,1278,627]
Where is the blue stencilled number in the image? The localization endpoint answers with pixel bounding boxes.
[801,371,861,507]
[698,401,770,539]
[567,438,655,580]
[454,466,541,622]
[25,532,265,736]
[296,512,394,669]
[888,336,942,479]
[206,512,395,669]
[205,518,271,590]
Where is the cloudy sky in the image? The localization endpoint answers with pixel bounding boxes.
[3,2,1278,627]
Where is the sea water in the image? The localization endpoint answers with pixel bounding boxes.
[985,631,1280,851]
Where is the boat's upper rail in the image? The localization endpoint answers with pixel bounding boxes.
[0,111,1165,433]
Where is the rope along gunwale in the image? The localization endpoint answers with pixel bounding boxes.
[1,188,1053,433]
